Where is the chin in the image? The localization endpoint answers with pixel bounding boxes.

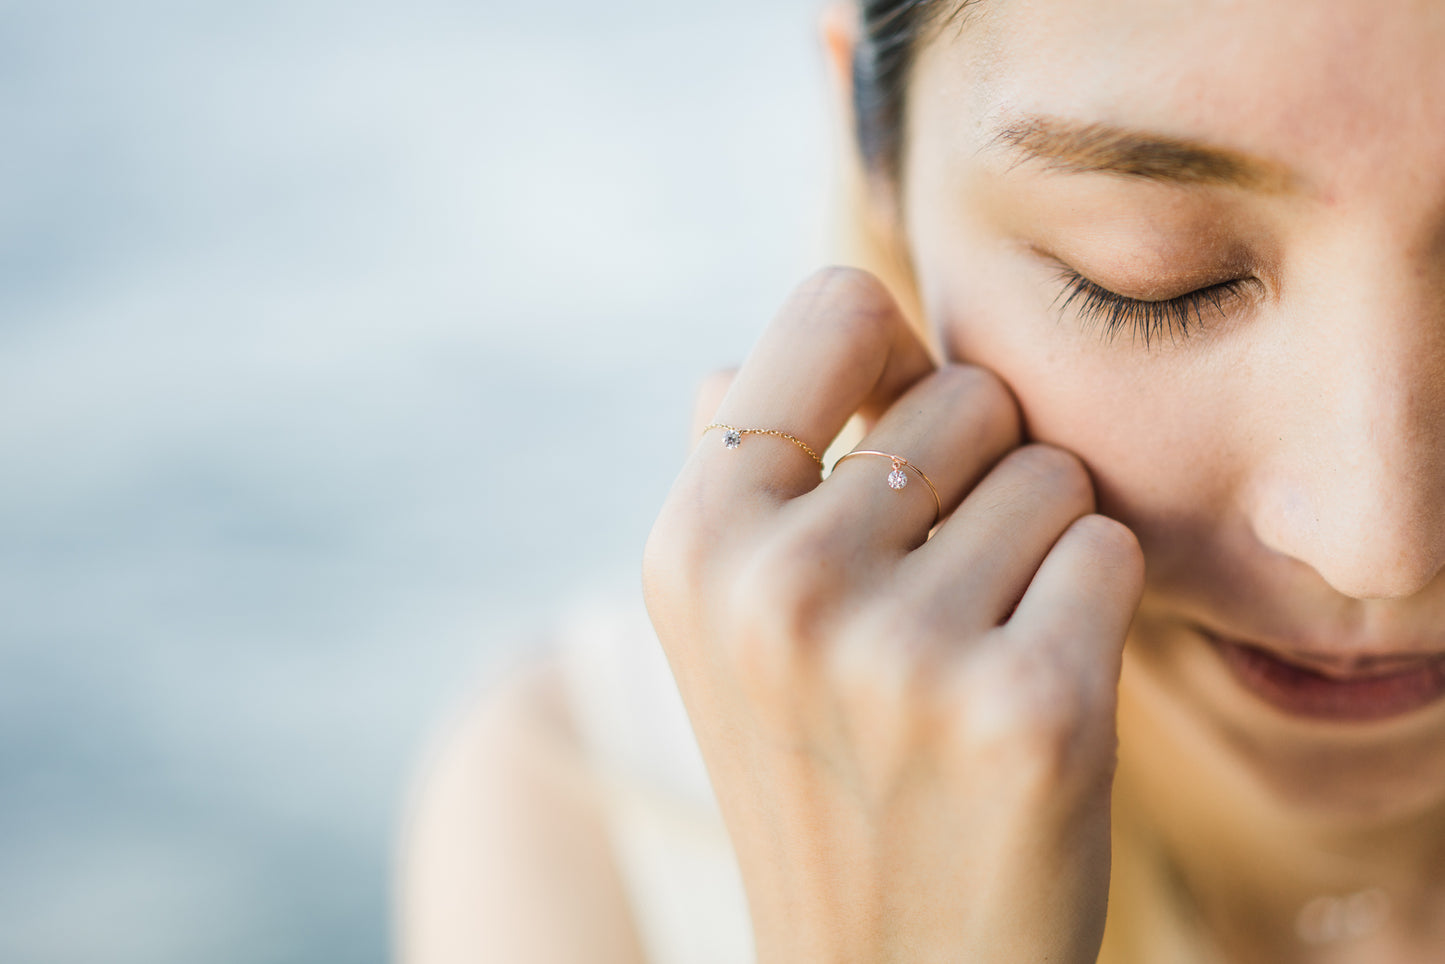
[1212,714,1445,831]
[1117,615,1445,836]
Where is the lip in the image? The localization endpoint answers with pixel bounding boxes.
[1200,630,1445,722]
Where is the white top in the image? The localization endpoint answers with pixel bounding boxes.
[554,587,756,964]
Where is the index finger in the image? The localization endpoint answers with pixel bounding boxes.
[698,266,939,503]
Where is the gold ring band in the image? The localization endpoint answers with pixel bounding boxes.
[702,423,824,468]
[831,450,942,528]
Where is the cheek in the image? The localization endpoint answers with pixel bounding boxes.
[929,272,1241,568]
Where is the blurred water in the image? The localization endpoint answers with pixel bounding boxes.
[0,2,830,960]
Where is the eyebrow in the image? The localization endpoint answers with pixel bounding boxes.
[986,115,1298,193]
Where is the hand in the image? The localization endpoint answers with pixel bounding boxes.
[641,267,1145,963]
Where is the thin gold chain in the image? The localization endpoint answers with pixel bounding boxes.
[702,423,823,467]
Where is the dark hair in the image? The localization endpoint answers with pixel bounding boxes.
[852,1,977,186]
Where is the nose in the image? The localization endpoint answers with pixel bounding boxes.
[1245,255,1445,600]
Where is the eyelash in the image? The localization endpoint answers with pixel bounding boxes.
[1051,267,1255,347]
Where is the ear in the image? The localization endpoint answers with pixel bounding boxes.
[819,1,859,98]
[816,2,938,362]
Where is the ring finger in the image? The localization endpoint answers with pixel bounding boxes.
[797,363,1022,558]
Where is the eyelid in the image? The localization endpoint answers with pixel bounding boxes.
[1048,263,1259,348]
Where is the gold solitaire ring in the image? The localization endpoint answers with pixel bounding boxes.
[831,450,942,528]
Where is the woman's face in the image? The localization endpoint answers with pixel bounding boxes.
[899,0,1445,825]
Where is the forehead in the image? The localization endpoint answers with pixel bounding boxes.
[918,0,1445,202]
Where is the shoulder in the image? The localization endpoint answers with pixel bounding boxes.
[395,649,647,964]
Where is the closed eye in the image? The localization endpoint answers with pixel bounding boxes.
[1051,266,1257,348]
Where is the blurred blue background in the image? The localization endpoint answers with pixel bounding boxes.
[0,1,831,960]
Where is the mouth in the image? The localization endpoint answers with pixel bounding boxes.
[1198,628,1445,723]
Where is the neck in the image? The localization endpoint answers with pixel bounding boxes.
[1110,648,1445,964]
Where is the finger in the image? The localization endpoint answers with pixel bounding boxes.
[801,364,1022,553]
[697,267,938,505]
[902,445,1096,630]
[1003,514,1146,683]
[688,368,738,453]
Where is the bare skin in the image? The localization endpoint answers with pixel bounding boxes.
[396,657,649,964]
[882,1,1445,961]
[644,266,1145,963]
[402,1,1445,961]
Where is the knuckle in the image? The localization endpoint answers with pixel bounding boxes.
[1069,514,1146,580]
[641,502,710,631]
[797,264,894,306]
[826,630,901,720]
[955,644,1109,790]
[939,364,1022,441]
[723,529,837,679]
[856,595,946,668]
[641,503,683,590]
[828,598,951,727]
[785,266,900,339]
[1004,444,1096,509]
[643,479,712,582]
